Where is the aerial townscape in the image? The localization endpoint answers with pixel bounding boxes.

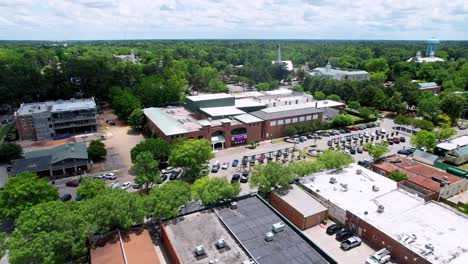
[0,1,467,264]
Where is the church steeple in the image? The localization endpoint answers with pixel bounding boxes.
[276,44,282,64]
[325,61,332,72]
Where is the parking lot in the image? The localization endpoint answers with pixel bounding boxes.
[304,220,375,264]
[209,117,411,193]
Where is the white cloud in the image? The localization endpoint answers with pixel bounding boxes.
[0,0,466,39]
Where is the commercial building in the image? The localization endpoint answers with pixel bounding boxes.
[90,228,160,264]
[306,62,370,81]
[271,184,328,230]
[417,82,441,94]
[161,195,336,264]
[11,142,90,178]
[371,155,468,200]
[15,98,98,141]
[299,164,468,264]
[435,135,468,166]
[144,91,342,150]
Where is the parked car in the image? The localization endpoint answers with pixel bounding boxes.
[65,180,80,187]
[240,175,249,183]
[365,248,391,264]
[326,224,343,235]
[344,128,351,133]
[397,148,416,156]
[169,171,178,180]
[381,128,386,134]
[399,136,406,142]
[357,146,363,153]
[340,137,346,143]
[121,182,132,189]
[132,183,141,189]
[103,172,116,180]
[242,170,249,177]
[211,161,220,173]
[299,136,308,142]
[160,173,168,181]
[221,162,230,170]
[339,129,346,134]
[393,137,400,144]
[364,132,370,138]
[459,125,468,130]
[242,156,249,166]
[231,174,240,183]
[307,149,323,157]
[336,229,354,241]
[94,174,105,179]
[110,182,120,188]
[350,126,359,131]
[331,130,340,135]
[387,139,394,145]
[259,154,266,163]
[327,140,333,146]
[232,159,239,167]
[286,137,299,143]
[60,193,72,201]
[322,132,331,137]
[350,147,356,155]
[340,236,362,250]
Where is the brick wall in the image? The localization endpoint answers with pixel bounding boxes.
[271,192,306,230]
[346,211,431,264]
[15,116,36,140]
[160,224,181,264]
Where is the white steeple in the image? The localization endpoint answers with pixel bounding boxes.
[276,44,282,64]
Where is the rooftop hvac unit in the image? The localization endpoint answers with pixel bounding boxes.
[356,169,362,174]
[272,222,285,233]
[425,243,434,252]
[372,185,380,192]
[329,177,337,184]
[377,205,385,213]
[209,259,220,264]
[230,202,238,210]
[195,245,205,256]
[215,239,225,249]
[265,232,274,242]
[242,260,255,264]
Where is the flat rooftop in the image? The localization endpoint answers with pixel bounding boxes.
[436,135,468,151]
[186,93,234,101]
[233,91,265,98]
[51,98,96,112]
[301,164,468,264]
[235,98,266,108]
[359,190,468,264]
[163,211,250,264]
[250,102,323,120]
[16,101,54,116]
[314,100,345,108]
[199,106,246,117]
[234,113,264,124]
[274,184,327,217]
[217,196,331,264]
[263,88,293,96]
[300,163,398,215]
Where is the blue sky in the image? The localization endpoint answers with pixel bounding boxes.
[0,0,466,40]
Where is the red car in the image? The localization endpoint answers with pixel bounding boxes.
[393,137,400,144]
[350,127,359,131]
[65,180,80,187]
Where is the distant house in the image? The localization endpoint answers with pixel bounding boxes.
[113,50,138,63]
[412,149,440,166]
[11,142,89,178]
[445,145,468,166]
[306,62,370,81]
[417,82,441,94]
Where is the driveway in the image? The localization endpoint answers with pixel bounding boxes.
[303,221,375,264]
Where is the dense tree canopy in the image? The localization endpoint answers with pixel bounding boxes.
[168,139,214,181]
[191,177,241,206]
[251,162,295,193]
[87,140,107,161]
[0,143,23,162]
[130,138,172,163]
[147,180,192,219]
[134,151,162,194]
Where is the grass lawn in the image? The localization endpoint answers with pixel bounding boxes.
[0,123,12,141]
[345,114,363,122]
[271,138,284,144]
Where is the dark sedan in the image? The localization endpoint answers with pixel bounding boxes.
[326,224,342,235]
[336,229,354,242]
[231,174,240,183]
[65,180,80,187]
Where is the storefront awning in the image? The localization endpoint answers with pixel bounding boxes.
[211,135,225,143]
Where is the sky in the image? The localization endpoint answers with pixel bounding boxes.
[0,0,466,40]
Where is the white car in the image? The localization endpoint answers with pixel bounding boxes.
[370,132,376,137]
[162,167,175,174]
[110,182,120,188]
[364,132,370,138]
[221,162,230,170]
[94,174,105,179]
[103,172,116,180]
[121,182,132,190]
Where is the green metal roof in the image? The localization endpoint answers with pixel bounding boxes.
[23,142,88,164]
[143,107,188,136]
[311,67,368,76]
[452,145,468,156]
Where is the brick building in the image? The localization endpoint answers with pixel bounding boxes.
[371,155,468,200]
[298,164,468,264]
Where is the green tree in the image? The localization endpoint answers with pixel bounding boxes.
[385,92,407,114]
[332,114,353,128]
[417,94,440,121]
[289,161,323,177]
[285,126,298,137]
[169,139,214,181]
[77,178,108,200]
[0,232,6,259]
[314,91,326,100]
[359,107,375,120]
[8,201,90,264]
[0,172,58,220]
[435,127,456,142]
[388,171,408,182]
[366,142,389,160]
[327,94,341,101]
[147,181,192,219]
[0,143,23,162]
[127,108,145,131]
[111,88,141,121]
[130,138,172,163]
[250,162,295,193]
[348,101,361,110]
[256,82,270,91]
[134,151,161,194]
[316,151,353,170]
[208,79,228,93]
[87,140,107,161]
[81,190,145,233]
[192,177,241,206]
[411,130,437,152]
[365,58,389,74]
[440,93,466,124]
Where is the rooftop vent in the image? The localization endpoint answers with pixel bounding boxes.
[425,243,434,252]
[230,202,238,210]
[242,260,255,264]
[356,169,362,174]
[265,232,274,242]
[372,185,380,192]
[215,239,225,249]
[377,205,385,213]
[272,222,285,233]
[329,177,337,184]
[195,245,205,256]
[209,260,220,264]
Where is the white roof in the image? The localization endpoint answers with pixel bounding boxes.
[51,98,96,112]
[261,102,317,113]
[199,106,245,117]
[407,56,445,63]
[271,60,294,71]
[263,88,293,96]
[314,100,345,108]
[276,184,327,216]
[234,114,263,124]
[301,164,468,264]
[186,93,233,101]
[16,102,53,116]
[232,91,264,98]
[436,135,468,151]
[234,98,265,108]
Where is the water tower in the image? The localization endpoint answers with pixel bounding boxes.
[425,38,440,57]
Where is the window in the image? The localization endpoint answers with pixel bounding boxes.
[270,121,277,126]
[306,115,312,121]
[292,117,298,123]
[284,119,291,124]
[299,116,305,122]
[277,120,284,125]
[387,245,393,251]
[312,114,318,120]
[373,235,377,240]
